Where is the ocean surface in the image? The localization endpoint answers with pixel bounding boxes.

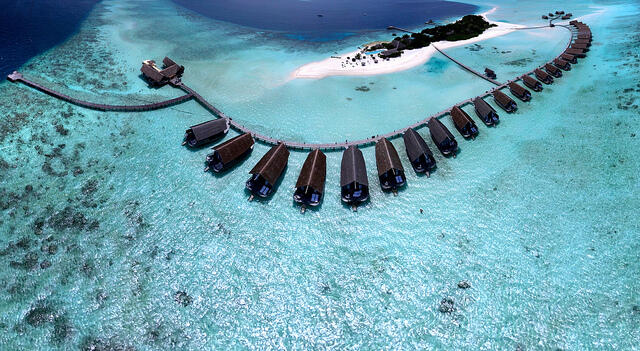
[0,0,639,349]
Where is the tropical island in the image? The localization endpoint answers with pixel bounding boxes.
[291,10,523,79]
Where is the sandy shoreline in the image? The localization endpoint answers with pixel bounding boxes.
[290,8,525,79]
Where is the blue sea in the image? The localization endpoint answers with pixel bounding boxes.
[1,0,639,349]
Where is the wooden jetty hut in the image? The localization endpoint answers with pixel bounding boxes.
[375,139,406,193]
[553,58,571,71]
[403,128,436,176]
[183,118,229,148]
[140,57,184,86]
[294,149,326,211]
[534,68,554,84]
[574,38,591,47]
[473,97,499,126]
[561,53,577,64]
[522,74,543,92]
[428,118,457,157]
[565,48,586,58]
[450,106,479,139]
[341,146,369,210]
[246,143,289,199]
[205,133,254,173]
[493,90,518,113]
[544,63,562,78]
[484,68,497,80]
[571,43,589,51]
[508,82,531,102]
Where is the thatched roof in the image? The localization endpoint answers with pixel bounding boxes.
[163,57,178,67]
[403,128,432,163]
[213,133,254,164]
[493,90,515,107]
[450,106,473,130]
[191,118,229,141]
[544,63,560,74]
[508,82,528,96]
[561,53,577,63]
[250,143,290,185]
[340,146,368,187]
[473,97,495,117]
[522,74,541,87]
[375,138,404,176]
[428,117,454,143]
[534,68,552,81]
[295,149,326,193]
[140,63,165,83]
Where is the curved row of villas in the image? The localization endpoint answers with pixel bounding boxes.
[178,21,590,212]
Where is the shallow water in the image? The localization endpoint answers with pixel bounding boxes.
[0,0,639,349]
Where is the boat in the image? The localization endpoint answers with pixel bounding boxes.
[473,97,499,126]
[553,58,571,71]
[293,149,326,210]
[534,68,554,84]
[428,118,457,157]
[246,143,289,199]
[205,133,254,173]
[450,106,478,138]
[375,138,406,192]
[544,63,562,78]
[183,118,229,148]
[403,128,436,175]
[508,82,531,102]
[340,146,369,209]
[521,74,543,92]
[493,90,518,113]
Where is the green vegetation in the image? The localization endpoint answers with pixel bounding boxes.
[368,15,496,57]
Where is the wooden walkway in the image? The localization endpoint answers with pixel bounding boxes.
[7,23,577,151]
[432,45,502,86]
[7,72,194,112]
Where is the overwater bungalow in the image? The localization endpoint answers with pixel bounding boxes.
[565,48,586,58]
[574,38,591,47]
[341,146,369,209]
[403,128,436,175]
[577,34,592,41]
[246,143,289,199]
[484,68,497,80]
[522,74,543,92]
[473,97,499,125]
[553,58,571,71]
[534,68,554,84]
[450,106,478,138]
[375,138,406,193]
[428,118,457,157]
[293,149,326,210]
[508,82,531,102]
[544,63,562,78]
[205,133,254,173]
[561,15,571,20]
[140,57,184,86]
[493,90,517,113]
[183,118,229,148]
[571,43,589,51]
[561,53,577,64]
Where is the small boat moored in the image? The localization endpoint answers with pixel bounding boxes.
[183,118,229,148]
[553,58,571,71]
[493,90,518,113]
[293,149,326,210]
[340,146,369,210]
[205,133,254,173]
[450,106,479,139]
[508,82,531,102]
[428,117,458,157]
[473,97,499,126]
[522,74,543,92]
[246,143,289,199]
[534,68,554,84]
[403,128,436,176]
[544,63,562,78]
[375,138,406,193]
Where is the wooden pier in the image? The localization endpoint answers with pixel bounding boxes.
[7,23,580,151]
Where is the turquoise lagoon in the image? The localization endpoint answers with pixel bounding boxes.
[0,0,639,349]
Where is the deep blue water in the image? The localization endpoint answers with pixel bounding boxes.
[0,0,99,78]
[172,0,478,40]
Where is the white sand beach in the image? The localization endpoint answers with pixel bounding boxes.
[290,8,526,79]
